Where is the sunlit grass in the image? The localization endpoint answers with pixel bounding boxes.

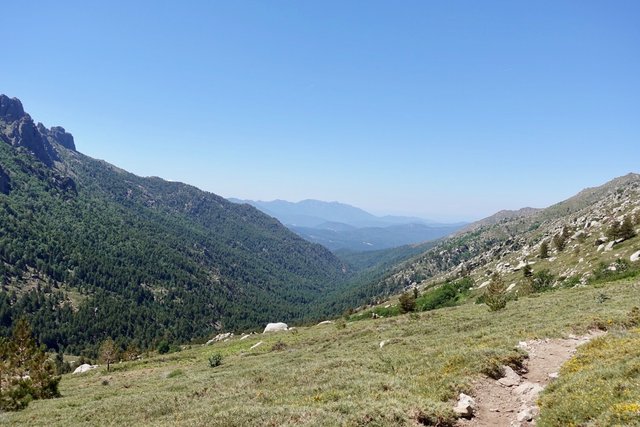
[8,277,640,426]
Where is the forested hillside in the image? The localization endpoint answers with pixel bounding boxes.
[0,95,348,355]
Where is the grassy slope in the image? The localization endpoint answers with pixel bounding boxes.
[9,277,640,426]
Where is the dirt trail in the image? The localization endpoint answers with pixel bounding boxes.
[457,331,604,427]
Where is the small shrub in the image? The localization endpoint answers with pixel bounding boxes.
[539,241,549,259]
[484,274,507,311]
[208,353,223,368]
[531,269,555,292]
[157,341,170,355]
[271,340,287,352]
[399,291,417,313]
[335,319,346,329]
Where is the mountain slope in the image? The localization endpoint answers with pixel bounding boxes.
[372,173,640,296]
[0,95,347,353]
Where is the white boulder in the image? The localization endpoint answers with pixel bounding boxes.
[263,322,288,333]
[631,250,640,262]
[73,363,98,374]
[206,332,233,345]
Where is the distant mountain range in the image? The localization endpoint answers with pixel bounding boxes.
[229,198,465,251]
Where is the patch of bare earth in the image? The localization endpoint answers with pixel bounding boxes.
[457,331,604,427]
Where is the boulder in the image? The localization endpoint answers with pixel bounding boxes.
[604,241,615,252]
[73,363,98,374]
[498,365,521,387]
[630,250,640,262]
[263,322,288,333]
[240,334,251,340]
[453,393,476,418]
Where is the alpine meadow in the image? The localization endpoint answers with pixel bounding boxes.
[2,2,640,426]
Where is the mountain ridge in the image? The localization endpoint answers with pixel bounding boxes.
[0,94,349,353]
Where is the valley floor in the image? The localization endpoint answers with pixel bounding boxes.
[7,277,640,426]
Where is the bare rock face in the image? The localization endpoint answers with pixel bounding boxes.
[0,95,59,166]
[38,123,76,151]
[0,95,25,121]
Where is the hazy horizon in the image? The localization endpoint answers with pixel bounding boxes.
[3,1,639,222]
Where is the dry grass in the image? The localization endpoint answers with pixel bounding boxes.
[7,277,640,426]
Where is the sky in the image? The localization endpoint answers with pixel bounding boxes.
[2,1,639,222]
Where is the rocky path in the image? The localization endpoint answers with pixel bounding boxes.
[457,331,603,427]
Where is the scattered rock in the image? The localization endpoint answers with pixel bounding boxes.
[73,364,98,374]
[250,341,263,350]
[263,322,288,333]
[631,250,640,262]
[453,393,476,418]
[316,320,334,326]
[240,334,250,340]
[595,236,608,245]
[206,332,233,345]
[516,406,538,422]
[548,372,559,380]
[506,283,516,292]
[604,241,615,252]
[498,365,521,387]
[478,280,490,289]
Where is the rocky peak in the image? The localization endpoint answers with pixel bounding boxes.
[0,94,68,166]
[38,123,76,151]
[0,95,26,122]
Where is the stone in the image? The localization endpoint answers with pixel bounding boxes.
[595,236,608,245]
[514,382,544,400]
[240,334,250,340]
[604,241,615,252]
[597,244,605,252]
[206,332,233,345]
[498,365,521,387]
[263,322,288,333]
[453,393,476,418]
[548,372,559,380]
[250,341,263,350]
[317,320,334,326]
[477,280,490,289]
[379,340,389,349]
[506,283,516,292]
[630,250,640,262]
[516,406,538,422]
[73,363,98,374]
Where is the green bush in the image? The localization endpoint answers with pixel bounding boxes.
[484,274,507,311]
[208,353,223,368]
[157,341,170,355]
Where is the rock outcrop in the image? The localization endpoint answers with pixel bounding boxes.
[263,322,288,333]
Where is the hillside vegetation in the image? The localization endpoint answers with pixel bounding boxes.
[0,95,349,355]
[7,276,640,426]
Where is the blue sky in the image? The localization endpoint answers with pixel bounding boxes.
[2,1,639,221]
